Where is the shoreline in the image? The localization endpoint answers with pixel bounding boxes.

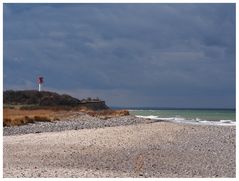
[3,114,156,136]
[4,113,235,136]
[3,115,236,177]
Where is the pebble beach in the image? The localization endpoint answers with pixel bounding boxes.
[3,113,236,178]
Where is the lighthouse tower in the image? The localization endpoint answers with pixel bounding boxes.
[37,76,44,92]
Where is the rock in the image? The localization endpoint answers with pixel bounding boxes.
[3,115,148,136]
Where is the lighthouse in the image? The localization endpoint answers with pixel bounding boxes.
[37,76,44,92]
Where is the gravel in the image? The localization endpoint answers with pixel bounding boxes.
[3,121,235,178]
[3,114,156,136]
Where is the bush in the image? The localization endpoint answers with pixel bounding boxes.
[33,116,51,122]
[4,90,81,106]
[3,116,52,127]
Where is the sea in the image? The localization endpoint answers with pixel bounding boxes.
[115,108,236,126]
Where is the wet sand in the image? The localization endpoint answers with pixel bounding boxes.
[3,120,235,178]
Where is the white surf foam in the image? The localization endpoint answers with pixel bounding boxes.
[135,115,235,126]
[135,115,159,120]
[220,120,232,123]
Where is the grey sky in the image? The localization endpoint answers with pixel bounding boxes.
[3,3,236,108]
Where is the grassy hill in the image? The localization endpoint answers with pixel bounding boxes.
[3,90,131,127]
[3,90,109,110]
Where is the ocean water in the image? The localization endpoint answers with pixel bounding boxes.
[128,109,236,126]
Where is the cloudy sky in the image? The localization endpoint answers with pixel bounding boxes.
[3,3,235,108]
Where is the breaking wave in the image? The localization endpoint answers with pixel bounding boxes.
[135,115,235,126]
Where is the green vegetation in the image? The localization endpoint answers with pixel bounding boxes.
[3,90,109,110]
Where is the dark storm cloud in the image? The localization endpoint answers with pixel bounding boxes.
[3,3,235,108]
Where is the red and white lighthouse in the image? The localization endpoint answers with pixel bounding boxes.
[37,76,44,92]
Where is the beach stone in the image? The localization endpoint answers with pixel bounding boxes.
[3,115,235,178]
[3,114,156,136]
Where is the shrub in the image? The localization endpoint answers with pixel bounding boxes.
[3,116,52,127]
[33,116,51,122]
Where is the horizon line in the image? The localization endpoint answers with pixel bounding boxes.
[110,106,236,110]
